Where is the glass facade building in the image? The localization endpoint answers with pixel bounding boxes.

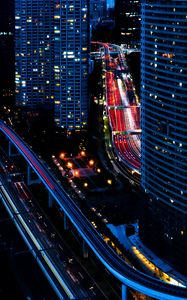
[15,0,54,107]
[15,0,89,130]
[140,0,187,275]
[54,1,89,130]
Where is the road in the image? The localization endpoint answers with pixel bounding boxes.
[1,120,187,300]
[0,152,104,299]
[94,41,141,183]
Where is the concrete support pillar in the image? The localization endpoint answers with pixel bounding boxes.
[83,240,88,258]
[8,141,20,157]
[27,165,41,185]
[121,284,127,300]
[64,214,69,230]
[48,192,53,208]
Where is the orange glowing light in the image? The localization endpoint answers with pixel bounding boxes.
[89,159,94,166]
[67,162,73,168]
[74,170,79,176]
[80,151,86,156]
[59,152,65,159]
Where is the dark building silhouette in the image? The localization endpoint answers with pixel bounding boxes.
[0,0,14,99]
[114,0,140,45]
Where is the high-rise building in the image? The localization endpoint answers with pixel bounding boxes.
[15,0,90,130]
[90,0,107,28]
[15,0,54,108]
[114,0,140,45]
[53,1,90,130]
[140,0,187,275]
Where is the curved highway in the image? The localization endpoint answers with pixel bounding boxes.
[0,120,187,300]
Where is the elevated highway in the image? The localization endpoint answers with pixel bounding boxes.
[0,120,187,300]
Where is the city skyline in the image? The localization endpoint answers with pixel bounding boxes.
[0,0,187,299]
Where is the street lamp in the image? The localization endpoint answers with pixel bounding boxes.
[107,179,112,185]
[59,152,65,159]
[74,170,79,177]
[80,151,86,156]
[67,162,73,168]
[89,159,94,167]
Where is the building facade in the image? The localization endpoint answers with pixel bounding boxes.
[15,0,90,130]
[54,0,89,130]
[15,0,54,107]
[140,0,187,275]
[114,0,140,45]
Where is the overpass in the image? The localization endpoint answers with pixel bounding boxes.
[123,49,140,55]
[0,120,187,300]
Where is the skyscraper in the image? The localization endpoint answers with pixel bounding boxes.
[140,0,187,275]
[15,0,90,130]
[15,0,54,107]
[53,1,89,130]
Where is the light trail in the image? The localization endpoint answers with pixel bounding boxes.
[1,120,187,299]
[0,184,75,300]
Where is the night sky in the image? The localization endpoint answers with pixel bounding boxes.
[0,0,14,31]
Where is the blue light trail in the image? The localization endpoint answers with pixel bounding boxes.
[0,120,187,300]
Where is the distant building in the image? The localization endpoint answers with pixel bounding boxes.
[140,0,187,275]
[93,16,115,43]
[15,0,90,131]
[114,0,140,45]
[90,0,107,28]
